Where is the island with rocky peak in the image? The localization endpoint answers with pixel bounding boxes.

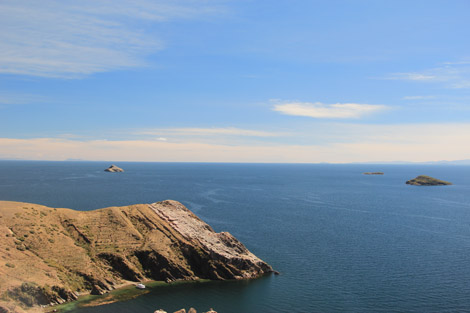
[104,165,124,172]
[0,200,273,312]
[406,175,452,186]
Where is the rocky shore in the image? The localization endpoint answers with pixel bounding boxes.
[0,200,273,312]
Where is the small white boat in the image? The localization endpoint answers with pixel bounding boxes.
[136,283,146,289]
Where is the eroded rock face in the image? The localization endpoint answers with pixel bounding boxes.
[104,165,124,172]
[406,175,452,186]
[149,201,272,279]
[0,200,273,308]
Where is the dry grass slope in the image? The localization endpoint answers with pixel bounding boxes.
[0,200,272,312]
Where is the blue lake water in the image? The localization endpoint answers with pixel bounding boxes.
[1,161,470,312]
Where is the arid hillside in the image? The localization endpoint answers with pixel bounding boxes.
[0,200,272,312]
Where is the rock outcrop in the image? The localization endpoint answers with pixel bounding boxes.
[155,309,215,313]
[104,165,124,172]
[406,175,452,186]
[0,201,273,311]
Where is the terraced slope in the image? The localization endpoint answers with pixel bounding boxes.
[0,200,272,312]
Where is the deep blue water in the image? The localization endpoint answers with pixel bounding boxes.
[1,161,470,312]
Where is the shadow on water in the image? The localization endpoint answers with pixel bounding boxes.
[64,275,277,313]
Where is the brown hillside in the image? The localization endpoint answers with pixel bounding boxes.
[0,200,272,312]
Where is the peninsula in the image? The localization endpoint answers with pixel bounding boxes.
[405,175,452,186]
[0,200,273,312]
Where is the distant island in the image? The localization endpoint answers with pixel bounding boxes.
[0,200,273,312]
[104,165,124,172]
[363,172,384,175]
[406,175,452,186]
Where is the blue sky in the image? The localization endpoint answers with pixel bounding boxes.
[1,0,470,162]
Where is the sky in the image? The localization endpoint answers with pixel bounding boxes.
[1,0,470,163]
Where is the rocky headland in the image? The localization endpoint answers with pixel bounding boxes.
[0,200,273,312]
[104,165,124,172]
[405,175,452,186]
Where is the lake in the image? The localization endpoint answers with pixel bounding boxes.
[1,161,470,312]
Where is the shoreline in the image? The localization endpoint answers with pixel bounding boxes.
[49,280,212,313]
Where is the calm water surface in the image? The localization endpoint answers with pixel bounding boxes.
[1,161,470,312]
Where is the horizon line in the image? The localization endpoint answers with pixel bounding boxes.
[0,158,469,165]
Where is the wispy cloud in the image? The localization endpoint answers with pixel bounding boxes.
[272,102,387,119]
[385,61,470,89]
[443,60,470,65]
[389,73,438,81]
[2,123,470,163]
[0,0,222,78]
[402,95,436,100]
[138,127,283,138]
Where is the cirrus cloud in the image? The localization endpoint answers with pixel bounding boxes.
[384,61,470,89]
[273,102,387,119]
[0,0,223,78]
[137,127,283,137]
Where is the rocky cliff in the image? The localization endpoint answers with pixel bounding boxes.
[0,200,273,312]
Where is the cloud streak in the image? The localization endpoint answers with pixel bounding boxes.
[0,0,221,78]
[273,102,387,119]
[137,127,284,137]
[402,95,436,100]
[385,61,470,89]
[2,123,469,163]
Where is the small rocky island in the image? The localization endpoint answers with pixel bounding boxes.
[104,164,124,172]
[406,175,452,186]
[363,172,384,175]
[0,200,273,312]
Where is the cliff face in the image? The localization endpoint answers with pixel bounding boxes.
[0,200,272,311]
